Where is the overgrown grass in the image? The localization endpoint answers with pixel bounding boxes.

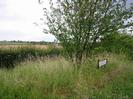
[0,53,132,99]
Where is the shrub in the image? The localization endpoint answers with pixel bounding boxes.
[0,46,63,68]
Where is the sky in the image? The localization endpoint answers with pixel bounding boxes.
[0,0,55,41]
[0,0,132,41]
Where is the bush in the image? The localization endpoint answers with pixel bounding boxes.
[0,46,63,68]
[93,33,133,60]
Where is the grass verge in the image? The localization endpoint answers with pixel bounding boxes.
[0,54,132,99]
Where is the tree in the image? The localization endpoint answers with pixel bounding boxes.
[39,0,133,65]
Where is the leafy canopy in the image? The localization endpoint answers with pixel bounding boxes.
[40,0,133,64]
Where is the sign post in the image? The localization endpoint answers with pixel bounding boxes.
[98,59,107,69]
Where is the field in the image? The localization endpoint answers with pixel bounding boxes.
[0,44,132,99]
[1,0,133,98]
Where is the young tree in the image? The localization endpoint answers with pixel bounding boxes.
[39,0,133,65]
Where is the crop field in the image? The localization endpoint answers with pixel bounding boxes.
[0,44,48,49]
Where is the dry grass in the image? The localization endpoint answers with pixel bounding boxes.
[0,53,132,98]
[0,44,48,49]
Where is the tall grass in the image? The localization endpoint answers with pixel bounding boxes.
[0,58,76,99]
[0,54,132,98]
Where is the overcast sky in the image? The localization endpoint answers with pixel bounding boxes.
[0,0,132,41]
[0,0,55,41]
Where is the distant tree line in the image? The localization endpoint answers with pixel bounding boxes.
[0,40,57,45]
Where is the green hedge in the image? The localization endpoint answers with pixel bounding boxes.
[94,33,133,60]
[0,46,63,68]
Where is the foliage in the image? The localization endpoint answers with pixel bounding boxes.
[41,0,133,65]
[100,32,133,59]
[0,46,63,68]
[0,54,132,98]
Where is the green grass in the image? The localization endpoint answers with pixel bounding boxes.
[0,54,132,99]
